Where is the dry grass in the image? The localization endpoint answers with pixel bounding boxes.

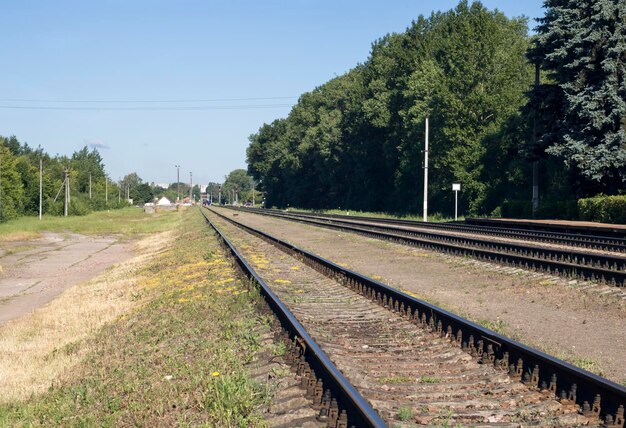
[0,231,41,242]
[0,229,175,403]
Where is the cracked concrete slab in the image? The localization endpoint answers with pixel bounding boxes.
[0,232,132,325]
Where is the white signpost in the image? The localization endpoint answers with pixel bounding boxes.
[452,183,461,221]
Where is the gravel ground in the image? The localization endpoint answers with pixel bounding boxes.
[213,207,626,385]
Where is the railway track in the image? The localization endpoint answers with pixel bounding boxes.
[466,218,626,241]
[202,207,626,427]
[251,208,626,254]
[230,207,626,287]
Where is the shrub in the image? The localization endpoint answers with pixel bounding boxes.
[501,199,532,218]
[578,195,626,224]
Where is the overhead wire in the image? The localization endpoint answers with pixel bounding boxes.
[0,104,293,111]
[0,95,297,111]
[0,96,297,103]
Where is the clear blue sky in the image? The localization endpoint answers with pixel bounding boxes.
[1,0,544,186]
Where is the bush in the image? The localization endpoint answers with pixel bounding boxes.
[578,195,626,224]
[501,200,532,218]
[536,200,578,220]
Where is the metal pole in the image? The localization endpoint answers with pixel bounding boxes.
[39,158,42,220]
[0,154,2,220]
[64,168,69,217]
[423,116,429,222]
[189,172,192,202]
[455,190,458,221]
[252,180,255,206]
[532,61,540,218]
[89,173,92,199]
[105,177,108,206]
[176,165,180,202]
[0,155,2,220]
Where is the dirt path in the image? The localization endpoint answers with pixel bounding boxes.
[0,232,132,325]
[213,208,626,385]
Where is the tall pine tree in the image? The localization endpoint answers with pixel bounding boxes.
[530,0,626,185]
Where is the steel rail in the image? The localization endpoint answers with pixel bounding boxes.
[208,206,626,426]
[246,207,626,253]
[200,209,386,428]
[467,217,626,240]
[228,207,626,286]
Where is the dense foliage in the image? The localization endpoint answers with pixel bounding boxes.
[529,0,626,186]
[0,135,128,221]
[578,195,626,223]
[221,169,260,204]
[247,0,626,217]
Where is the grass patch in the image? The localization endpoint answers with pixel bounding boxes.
[0,208,270,426]
[378,376,413,384]
[397,406,415,421]
[0,207,179,241]
[476,319,507,335]
[419,375,441,383]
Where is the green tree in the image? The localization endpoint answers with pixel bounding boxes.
[131,183,154,204]
[0,143,24,221]
[71,146,106,195]
[222,169,252,204]
[528,0,626,187]
[247,1,534,215]
[121,172,142,201]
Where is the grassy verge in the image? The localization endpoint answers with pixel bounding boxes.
[0,207,180,241]
[0,208,271,426]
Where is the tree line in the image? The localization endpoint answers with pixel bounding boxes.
[0,135,151,221]
[247,0,625,217]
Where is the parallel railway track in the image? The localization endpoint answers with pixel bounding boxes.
[231,207,626,287]
[253,209,626,253]
[202,207,626,427]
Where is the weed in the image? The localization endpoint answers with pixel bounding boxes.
[477,318,507,335]
[397,406,415,421]
[419,375,441,383]
[378,376,413,384]
[272,341,287,356]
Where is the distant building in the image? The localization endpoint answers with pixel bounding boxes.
[157,196,172,206]
[153,182,170,189]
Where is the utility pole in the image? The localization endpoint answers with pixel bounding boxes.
[174,165,180,202]
[89,173,92,199]
[105,177,108,206]
[0,155,2,221]
[39,158,42,220]
[423,116,429,222]
[532,62,540,218]
[189,171,193,202]
[118,178,121,204]
[235,187,238,205]
[252,179,255,206]
[64,168,69,217]
[218,186,221,205]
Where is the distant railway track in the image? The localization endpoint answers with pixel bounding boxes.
[230,207,626,287]
[244,207,626,254]
[202,207,626,427]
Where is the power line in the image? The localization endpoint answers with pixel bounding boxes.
[0,96,297,103]
[0,103,293,111]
